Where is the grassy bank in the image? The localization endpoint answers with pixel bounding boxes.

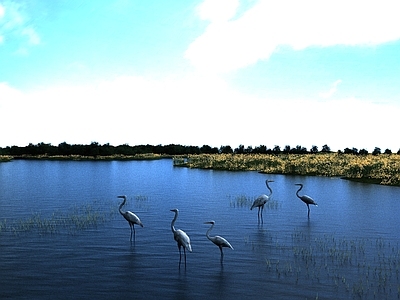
[173,153,400,186]
[0,155,13,162]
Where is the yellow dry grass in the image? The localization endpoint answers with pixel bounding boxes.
[173,153,400,186]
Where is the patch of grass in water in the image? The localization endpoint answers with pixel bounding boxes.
[228,194,280,209]
[4,200,116,236]
[249,228,400,299]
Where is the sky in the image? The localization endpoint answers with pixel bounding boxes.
[1,0,400,152]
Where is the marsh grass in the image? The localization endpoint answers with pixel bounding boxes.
[174,154,400,186]
[228,195,280,209]
[0,195,150,237]
[248,228,400,299]
[2,200,117,236]
[132,195,150,210]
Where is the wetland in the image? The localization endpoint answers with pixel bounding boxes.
[1,159,399,299]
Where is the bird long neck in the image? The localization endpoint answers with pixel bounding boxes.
[206,223,214,240]
[296,185,303,198]
[266,181,273,196]
[119,198,126,215]
[171,211,178,232]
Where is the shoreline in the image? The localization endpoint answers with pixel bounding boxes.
[0,154,167,161]
[173,153,400,187]
[2,153,400,187]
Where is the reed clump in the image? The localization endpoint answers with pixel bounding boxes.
[3,201,114,236]
[174,153,400,186]
[251,228,400,299]
[229,195,280,209]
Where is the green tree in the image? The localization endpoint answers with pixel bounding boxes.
[372,147,381,155]
[310,145,318,153]
[384,148,392,154]
[219,145,233,154]
[321,144,331,153]
[234,145,245,154]
[272,145,281,154]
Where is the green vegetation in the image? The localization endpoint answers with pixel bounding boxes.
[0,200,116,236]
[0,155,12,162]
[0,196,149,236]
[0,142,216,158]
[236,194,400,298]
[2,142,400,186]
[246,228,400,299]
[173,153,400,186]
[228,194,281,209]
[2,142,399,159]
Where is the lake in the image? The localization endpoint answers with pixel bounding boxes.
[1,159,400,299]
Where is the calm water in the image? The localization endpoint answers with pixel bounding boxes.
[1,159,400,299]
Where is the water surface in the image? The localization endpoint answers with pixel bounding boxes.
[1,159,399,299]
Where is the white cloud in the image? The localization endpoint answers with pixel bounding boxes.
[2,74,400,152]
[0,4,4,18]
[0,75,246,147]
[0,1,40,51]
[21,26,40,45]
[0,3,5,43]
[319,80,342,99]
[197,0,239,22]
[186,0,400,73]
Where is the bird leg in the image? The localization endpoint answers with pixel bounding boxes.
[129,224,133,241]
[307,204,310,218]
[260,206,264,223]
[178,246,182,266]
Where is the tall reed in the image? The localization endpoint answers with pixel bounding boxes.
[249,227,400,298]
[174,153,400,186]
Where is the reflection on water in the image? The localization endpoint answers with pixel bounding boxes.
[1,159,400,299]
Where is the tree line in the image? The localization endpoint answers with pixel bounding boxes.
[0,142,398,157]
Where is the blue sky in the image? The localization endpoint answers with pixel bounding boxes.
[1,0,400,152]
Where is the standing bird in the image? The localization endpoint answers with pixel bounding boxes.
[118,195,143,242]
[251,179,274,223]
[170,209,192,267]
[204,221,233,262]
[294,184,318,218]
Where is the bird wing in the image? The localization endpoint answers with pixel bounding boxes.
[251,194,269,209]
[214,236,233,249]
[124,211,143,227]
[175,229,192,252]
[301,195,317,206]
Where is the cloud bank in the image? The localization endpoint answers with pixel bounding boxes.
[185,0,400,73]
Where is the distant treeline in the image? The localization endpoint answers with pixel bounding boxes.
[0,142,398,157]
